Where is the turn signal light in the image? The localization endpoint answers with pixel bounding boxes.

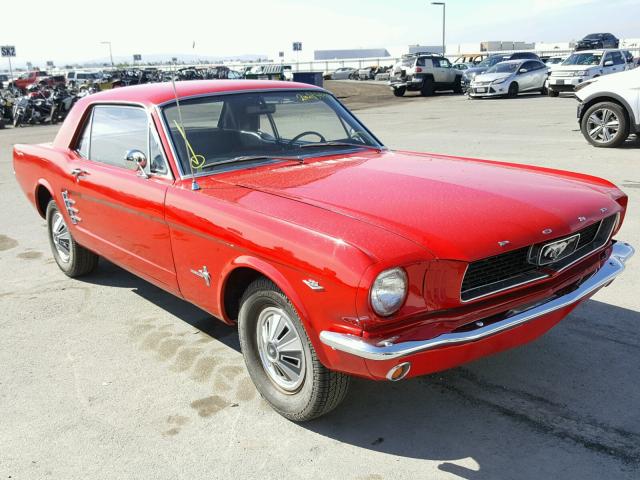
[386,362,411,381]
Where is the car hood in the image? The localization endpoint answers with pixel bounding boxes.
[464,67,488,76]
[211,150,620,262]
[552,65,597,72]
[474,72,512,82]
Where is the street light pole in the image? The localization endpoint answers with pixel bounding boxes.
[431,2,446,56]
[101,41,114,67]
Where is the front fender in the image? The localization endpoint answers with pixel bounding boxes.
[218,254,369,375]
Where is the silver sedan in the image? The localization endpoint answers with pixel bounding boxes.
[469,60,549,98]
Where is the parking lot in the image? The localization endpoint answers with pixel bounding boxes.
[1,87,639,479]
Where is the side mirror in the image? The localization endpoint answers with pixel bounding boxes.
[604,60,614,66]
[124,149,149,178]
[519,68,528,73]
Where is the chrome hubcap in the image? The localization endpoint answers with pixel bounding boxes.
[587,108,620,143]
[51,211,71,263]
[256,307,305,392]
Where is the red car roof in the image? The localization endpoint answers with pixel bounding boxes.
[86,80,323,106]
[53,80,325,149]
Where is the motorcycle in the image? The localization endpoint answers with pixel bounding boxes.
[51,86,77,122]
[0,92,15,129]
[13,87,57,126]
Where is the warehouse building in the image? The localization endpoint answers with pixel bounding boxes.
[314,48,390,60]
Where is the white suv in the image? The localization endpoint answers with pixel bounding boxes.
[575,67,640,147]
[547,49,631,96]
[389,53,463,97]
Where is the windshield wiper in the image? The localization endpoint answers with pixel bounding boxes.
[197,154,303,170]
[298,142,381,152]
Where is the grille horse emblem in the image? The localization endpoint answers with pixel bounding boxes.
[537,234,580,265]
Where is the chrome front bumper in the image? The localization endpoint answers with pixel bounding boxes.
[320,242,634,361]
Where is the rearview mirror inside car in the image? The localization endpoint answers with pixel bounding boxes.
[246,104,276,115]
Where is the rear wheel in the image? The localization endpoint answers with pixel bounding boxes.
[547,88,559,97]
[420,77,434,96]
[46,200,99,277]
[581,101,629,148]
[507,82,519,98]
[238,278,350,421]
[393,87,406,97]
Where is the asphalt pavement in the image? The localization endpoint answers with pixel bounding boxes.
[1,91,639,479]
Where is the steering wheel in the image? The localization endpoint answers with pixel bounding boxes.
[287,131,326,146]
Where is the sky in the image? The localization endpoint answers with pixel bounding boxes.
[1,0,639,67]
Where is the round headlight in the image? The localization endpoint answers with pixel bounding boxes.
[370,268,408,317]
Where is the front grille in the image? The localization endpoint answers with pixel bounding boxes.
[461,214,617,302]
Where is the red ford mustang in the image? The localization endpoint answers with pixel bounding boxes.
[13,80,634,421]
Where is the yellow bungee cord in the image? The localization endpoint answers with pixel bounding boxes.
[172,120,206,170]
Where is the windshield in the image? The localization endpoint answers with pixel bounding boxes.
[477,56,508,68]
[584,34,604,40]
[485,62,519,74]
[563,53,602,65]
[162,90,381,174]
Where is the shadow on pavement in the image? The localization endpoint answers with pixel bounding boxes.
[78,259,640,477]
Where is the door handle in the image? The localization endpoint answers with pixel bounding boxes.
[70,168,89,180]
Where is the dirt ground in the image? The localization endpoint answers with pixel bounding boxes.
[324,80,400,110]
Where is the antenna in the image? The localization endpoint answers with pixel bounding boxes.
[170,59,200,191]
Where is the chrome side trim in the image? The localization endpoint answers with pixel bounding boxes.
[320,242,634,361]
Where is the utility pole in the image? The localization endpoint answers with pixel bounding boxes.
[101,41,114,67]
[431,2,446,56]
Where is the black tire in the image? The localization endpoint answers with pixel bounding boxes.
[507,82,519,98]
[46,200,99,277]
[547,88,559,97]
[13,113,22,127]
[0,119,4,129]
[393,87,406,97]
[540,85,548,95]
[420,76,434,96]
[238,277,350,421]
[580,101,629,148]
[453,76,463,94]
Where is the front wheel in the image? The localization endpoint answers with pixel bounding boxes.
[453,76,463,94]
[393,86,406,97]
[547,88,559,97]
[507,82,519,98]
[46,200,99,277]
[580,102,629,148]
[238,278,350,421]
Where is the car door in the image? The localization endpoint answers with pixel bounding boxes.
[433,57,455,83]
[516,61,534,90]
[63,104,179,293]
[609,51,626,73]
[601,52,616,75]
[527,61,547,89]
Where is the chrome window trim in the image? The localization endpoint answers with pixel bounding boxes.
[73,101,173,180]
[155,88,386,180]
